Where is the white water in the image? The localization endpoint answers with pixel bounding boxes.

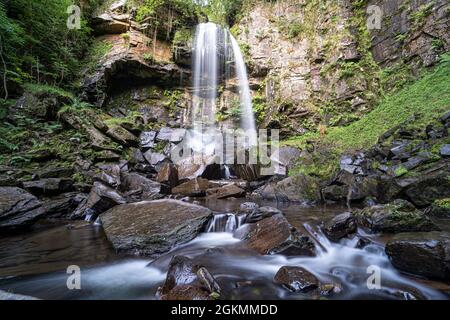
[206,213,246,232]
[188,22,258,153]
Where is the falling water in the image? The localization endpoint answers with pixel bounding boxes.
[188,22,258,153]
[206,213,246,233]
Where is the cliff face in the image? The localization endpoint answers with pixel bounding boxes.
[235,0,449,135]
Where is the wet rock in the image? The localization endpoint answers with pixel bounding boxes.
[140,131,157,149]
[245,206,282,224]
[355,199,438,233]
[317,283,343,296]
[385,232,450,280]
[239,202,259,214]
[143,150,167,166]
[440,144,450,157]
[176,155,222,181]
[323,212,357,241]
[232,164,260,182]
[156,163,179,189]
[206,184,246,199]
[159,256,200,295]
[72,181,125,219]
[100,200,212,256]
[42,192,88,218]
[22,178,74,196]
[160,285,212,300]
[275,174,321,203]
[274,266,319,292]
[0,187,45,232]
[172,178,211,197]
[237,214,316,256]
[120,173,164,201]
[197,267,221,294]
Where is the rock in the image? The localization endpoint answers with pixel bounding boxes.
[275,174,321,203]
[239,202,259,214]
[355,199,439,233]
[274,266,319,292]
[172,178,211,197]
[176,155,222,181]
[0,290,40,300]
[245,206,282,224]
[143,150,167,166]
[72,181,125,219]
[106,125,139,147]
[322,185,348,202]
[120,173,164,201]
[385,232,450,280]
[156,163,179,189]
[159,256,200,294]
[404,169,450,207]
[323,212,357,241]
[440,144,450,157]
[237,214,315,256]
[206,184,246,199]
[100,199,212,256]
[271,146,302,175]
[42,192,88,218]
[32,166,74,179]
[22,178,74,196]
[140,131,157,149]
[425,199,450,218]
[160,285,212,300]
[197,267,221,294]
[92,13,129,35]
[0,187,45,232]
[9,89,72,121]
[232,164,260,182]
[94,164,121,188]
[156,127,186,143]
[94,150,121,162]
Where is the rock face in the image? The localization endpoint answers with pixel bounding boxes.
[176,155,222,181]
[355,199,438,233]
[245,206,282,224]
[323,212,357,242]
[120,173,164,201]
[100,200,212,257]
[274,266,319,292]
[236,214,316,256]
[385,232,450,280]
[22,178,74,196]
[0,187,45,232]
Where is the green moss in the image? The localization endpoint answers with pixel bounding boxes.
[434,198,450,210]
[83,40,113,74]
[410,2,434,28]
[394,166,408,177]
[23,83,74,100]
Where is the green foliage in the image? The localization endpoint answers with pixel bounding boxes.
[252,94,266,123]
[143,52,154,62]
[410,2,434,28]
[203,0,244,26]
[394,166,408,177]
[434,198,450,210]
[0,0,97,94]
[83,40,113,74]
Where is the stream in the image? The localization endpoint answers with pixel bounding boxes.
[0,199,448,300]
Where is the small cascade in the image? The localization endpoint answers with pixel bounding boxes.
[84,209,95,222]
[206,214,246,233]
[224,165,231,179]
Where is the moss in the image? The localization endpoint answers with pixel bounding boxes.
[409,2,434,28]
[394,166,408,177]
[23,83,74,100]
[434,198,450,210]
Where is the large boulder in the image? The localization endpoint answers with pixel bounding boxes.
[274,266,319,292]
[156,163,179,189]
[385,232,450,280]
[403,169,450,207]
[105,125,139,147]
[42,192,88,218]
[100,199,212,256]
[236,214,316,256]
[355,199,438,233]
[0,187,45,232]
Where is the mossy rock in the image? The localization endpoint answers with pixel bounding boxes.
[426,198,450,218]
[355,199,439,233]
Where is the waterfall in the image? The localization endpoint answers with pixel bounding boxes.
[188,22,258,154]
[206,214,246,233]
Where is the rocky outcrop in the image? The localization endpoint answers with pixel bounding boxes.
[100,200,212,257]
[206,184,245,199]
[172,178,211,197]
[385,231,450,280]
[120,173,164,201]
[22,178,74,196]
[236,214,316,256]
[355,199,438,233]
[0,187,45,232]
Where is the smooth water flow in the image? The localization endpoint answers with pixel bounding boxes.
[189,22,258,153]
